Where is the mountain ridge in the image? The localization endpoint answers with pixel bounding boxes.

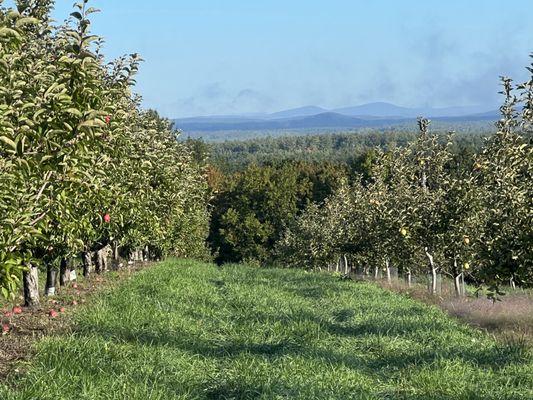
[172,102,499,132]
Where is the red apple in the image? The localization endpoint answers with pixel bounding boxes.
[3,311,13,318]
[59,307,66,313]
[72,283,78,289]
[71,300,78,306]
[48,309,58,318]
[105,115,111,124]
[103,213,111,223]
[2,324,9,334]
[12,306,22,315]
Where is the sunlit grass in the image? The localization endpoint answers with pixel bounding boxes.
[1,259,532,399]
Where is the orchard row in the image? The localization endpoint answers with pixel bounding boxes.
[277,67,532,296]
[0,1,210,305]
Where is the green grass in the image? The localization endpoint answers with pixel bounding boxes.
[1,259,532,399]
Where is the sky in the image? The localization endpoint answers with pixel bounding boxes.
[44,0,533,118]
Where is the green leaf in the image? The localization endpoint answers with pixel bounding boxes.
[15,17,40,28]
[0,136,17,151]
[70,12,83,21]
[0,27,21,40]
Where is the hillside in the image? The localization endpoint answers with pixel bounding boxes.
[2,260,531,399]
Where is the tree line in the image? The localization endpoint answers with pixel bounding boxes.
[0,1,210,305]
[209,129,488,173]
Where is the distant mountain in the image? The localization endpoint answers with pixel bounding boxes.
[332,102,494,118]
[172,102,499,133]
[174,112,404,132]
[426,105,497,118]
[175,115,261,124]
[266,106,328,120]
[332,102,414,118]
[468,110,500,118]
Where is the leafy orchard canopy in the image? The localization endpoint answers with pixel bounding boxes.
[0,0,210,299]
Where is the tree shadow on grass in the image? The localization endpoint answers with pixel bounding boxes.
[79,307,531,377]
[296,310,532,370]
[203,379,264,400]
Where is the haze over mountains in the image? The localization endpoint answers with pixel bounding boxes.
[173,102,499,133]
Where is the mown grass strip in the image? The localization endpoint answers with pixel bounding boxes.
[1,259,532,399]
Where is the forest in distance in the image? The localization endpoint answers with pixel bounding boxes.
[201,128,490,173]
[179,119,497,142]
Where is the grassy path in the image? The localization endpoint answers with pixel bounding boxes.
[1,259,532,399]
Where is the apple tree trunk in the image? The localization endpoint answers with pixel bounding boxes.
[385,259,392,284]
[452,258,464,297]
[454,273,464,297]
[113,242,119,261]
[94,250,104,274]
[343,254,349,275]
[45,265,57,296]
[95,248,108,274]
[82,251,92,277]
[23,264,40,308]
[59,258,70,287]
[424,248,437,295]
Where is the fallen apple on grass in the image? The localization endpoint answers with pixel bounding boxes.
[12,306,23,315]
[2,324,10,334]
[48,310,58,318]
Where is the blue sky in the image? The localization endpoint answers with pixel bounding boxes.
[46,1,533,117]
